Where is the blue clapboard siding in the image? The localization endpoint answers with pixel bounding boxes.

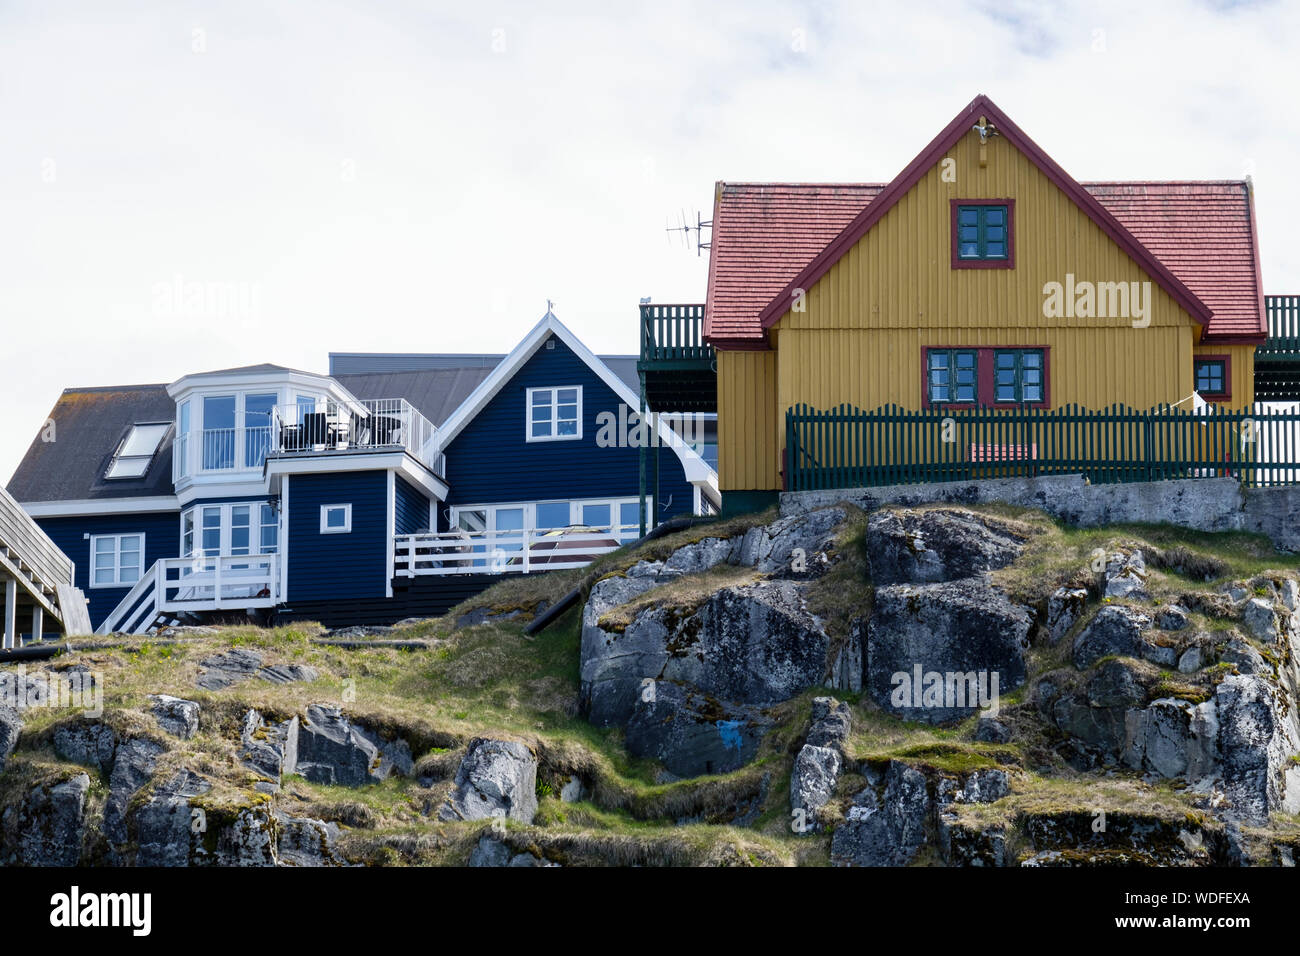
[35,512,180,630]
[286,471,388,601]
[443,337,695,517]
[394,476,429,534]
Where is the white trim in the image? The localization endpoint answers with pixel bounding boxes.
[280,476,290,600]
[319,503,352,534]
[431,311,719,508]
[263,451,449,500]
[524,385,583,442]
[385,470,395,598]
[88,533,146,588]
[21,496,179,518]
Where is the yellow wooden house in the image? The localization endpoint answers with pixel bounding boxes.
[696,93,1268,510]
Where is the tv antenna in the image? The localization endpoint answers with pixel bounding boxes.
[664,208,712,257]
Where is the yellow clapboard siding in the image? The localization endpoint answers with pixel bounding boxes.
[741,126,1211,489]
[717,349,778,490]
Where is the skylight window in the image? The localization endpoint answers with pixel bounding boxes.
[105,423,170,479]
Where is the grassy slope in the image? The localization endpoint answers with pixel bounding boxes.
[4,503,1300,865]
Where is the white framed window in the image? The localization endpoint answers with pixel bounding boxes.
[90,534,144,587]
[320,503,352,534]
[450,497,649,544]
[105,423,170,479]
[181,502,279,557]
[526,386,582,441]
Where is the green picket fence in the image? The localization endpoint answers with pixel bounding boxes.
[785,402,1300,491]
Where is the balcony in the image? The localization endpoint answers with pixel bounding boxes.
[637,303,717,413]
[173,398,444,482]
[1254,295,1300,401]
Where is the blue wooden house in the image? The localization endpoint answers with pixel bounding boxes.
[6,312,718,633]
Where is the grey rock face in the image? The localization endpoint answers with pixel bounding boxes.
[1221,637,1267,675]
[866,508,1025,585]
[240,710,299,790]
[1,773,89,866]
[1072,605,1154,669]
[274,813,341,866]
[829,625,864,693]
[1216,674,1300,825]
[1047,587,1090,643]
[582,578,829,728]
[0,705,21,772]
[806,697,852,749]
[867,578,1030,723]
[1103,550,1149,600]
[197,648,318,689]
[624,682,768,778]
[52,720,118,772]
[134,770,211,867]
[1241,598,1278,643]
[738,507,846,576]
[831,762,930,867]
[196,648,265,689]
[104,738,164,849]
[439,738,538,824]
[294,705,383,787]
[790,746,842,827]
[149,694,200,739]
[468,834,556,867]
[1157,605,1190,631]
[973,717,1012,744]
[258,663,320,685]
[1124,698,1219,781]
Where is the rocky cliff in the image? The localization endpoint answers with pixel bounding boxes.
[2,502,1298,866]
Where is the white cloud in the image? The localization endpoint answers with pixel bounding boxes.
[1,0,1297,482]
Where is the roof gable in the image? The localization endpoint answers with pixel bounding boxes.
[434,312,718,499]
[732,94,1218,339]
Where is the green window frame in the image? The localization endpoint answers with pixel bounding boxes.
[1195,359,1226,396]
[993,349,1045,404]
[927,349,978,404]
[956,204,1010,260]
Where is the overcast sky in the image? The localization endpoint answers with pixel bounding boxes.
[2,0,1297,484]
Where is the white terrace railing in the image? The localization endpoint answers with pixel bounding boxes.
[173,399,444,480]
[97,554,281,635]
[393,526,638,577]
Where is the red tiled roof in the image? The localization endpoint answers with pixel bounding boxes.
[704,98,1266,346]
[1083,181,1266,340]
[703,182,885,344]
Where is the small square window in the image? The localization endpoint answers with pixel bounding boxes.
[952,201,1014,268]
[992,349,1047,404]
[1195,359,1228,397]
[319,504,352,534]
[526,386,582,441]
[89,533,146,587]
[927,350,978,405]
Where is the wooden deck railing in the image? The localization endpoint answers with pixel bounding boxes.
[786,402,1300,491]
[0,484,74,593]
[1258,295,1300,358]
[639,303,712,364]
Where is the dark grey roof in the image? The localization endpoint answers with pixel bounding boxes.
[7,385,176,504]
[335,369,494,427]
[330,352,640,393]
[187,362,317,377]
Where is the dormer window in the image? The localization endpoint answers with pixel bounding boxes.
[105,423,170,479]
[951,200,1014,268]
[527,386,582,441]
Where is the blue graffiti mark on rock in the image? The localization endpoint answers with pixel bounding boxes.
[716,719,744,750]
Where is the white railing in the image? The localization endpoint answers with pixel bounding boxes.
[98,554,281,634]
[393,526,636,577]
[270,399,443,473]
[172,426,273,480]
